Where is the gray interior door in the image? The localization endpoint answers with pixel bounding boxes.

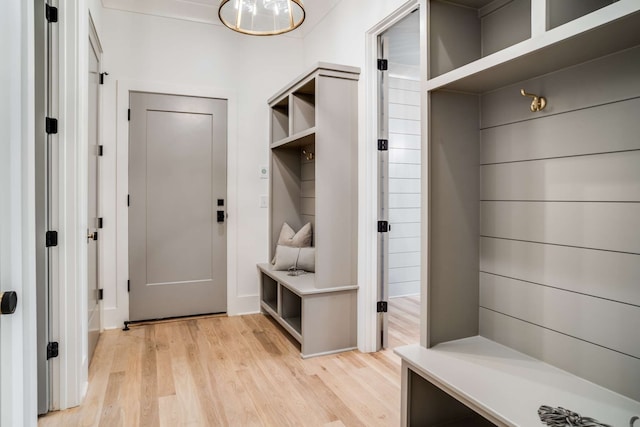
[129,92,227,321]
[87,28,101,362]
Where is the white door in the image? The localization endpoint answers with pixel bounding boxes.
[1,0,36,424]
[129,92,228,321]
[87,24,101,362]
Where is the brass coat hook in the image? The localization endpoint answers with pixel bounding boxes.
[521,89,547,112]
[302,149,314,161]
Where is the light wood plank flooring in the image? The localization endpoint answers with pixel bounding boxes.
[39,297,419,427]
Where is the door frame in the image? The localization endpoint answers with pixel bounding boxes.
[112,80,238,329]
[363,0,426,352]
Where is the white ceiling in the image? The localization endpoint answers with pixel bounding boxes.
[101,0,344,38]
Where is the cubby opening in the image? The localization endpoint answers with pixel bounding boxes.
[408,370,496,426]
[281,287,302,334]
[261,274,278,313]
[271,97,289,142]
[429,0,531,78]
[270,141,317,260]
[547,0,618,30]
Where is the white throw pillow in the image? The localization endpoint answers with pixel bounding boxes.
[272,245,316,273]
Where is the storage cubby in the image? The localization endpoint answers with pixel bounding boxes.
[271,97,289,142]
[547,0,617,30]
[259,63,360,358]
[429,0,531,78]
[408,370,495,427]
[261,274,278,313]
[291,80,316,135]
[281,286,302,335]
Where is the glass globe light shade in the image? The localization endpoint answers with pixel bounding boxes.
[218,0,305,36]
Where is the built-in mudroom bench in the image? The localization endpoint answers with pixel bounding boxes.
[397,0,640,425]
[258,264,358,358]
[258,63,360,358]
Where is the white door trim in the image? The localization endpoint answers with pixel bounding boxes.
[111,80,239,329]
[361,0,425,352]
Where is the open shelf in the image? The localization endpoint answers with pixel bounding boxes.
[429,0,531,79]
[270,127,315,150]
[547,0,617,30]
[271,96,289,142]
[261,274,278,313]
[281,286,302,335]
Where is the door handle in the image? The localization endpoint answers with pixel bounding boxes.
[0,291,18,315]
[87,231,98,241]
[217,210,225,223]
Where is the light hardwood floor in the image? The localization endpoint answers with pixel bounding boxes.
[39,296,420,427]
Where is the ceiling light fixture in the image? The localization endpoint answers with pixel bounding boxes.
[218,0,305,36]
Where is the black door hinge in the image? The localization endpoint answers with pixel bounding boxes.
[377,301,388,313]
[98,289,104,300]
[46,4,58,23]
[377,59,388,71]
[378,139,388,151]
[377,221,389,233]
[127,194,130,206]
[99,72,109,85]
[127,280,130,292]
[45,230,58,247]
[45,117,58,134]
[127,109,131,121]
[98,145,104,156]
[97,217,104,229]
[47,341,59,359]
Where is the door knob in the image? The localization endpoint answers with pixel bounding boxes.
[0,291,18,315]
[87,231,98,241]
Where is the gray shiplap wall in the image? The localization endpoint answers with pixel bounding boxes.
[479,46,640,401]
[388,76,421,297]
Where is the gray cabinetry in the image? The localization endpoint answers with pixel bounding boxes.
[398,1,640,425]
[259,63,360,358]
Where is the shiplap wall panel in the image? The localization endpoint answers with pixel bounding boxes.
[481,201,640,253]
[479,273,640,358]
[390,164,421,179]
[480,237,640,306]
[389,78,420,91]
[390,178,421,193]
[390,148,421,164]
[481,151,640,201]
[480,97,640,164]
[389,208,421,224]
[389,237,420,254]
[389,223,420,239]
[389,194,420,208]
[480,45,640,128]
[389,88,420,106]
[389,252,421,269]
[389,76,421,297]
[389,134,421,150]
[479,308,640,401]
[478,47,640,399]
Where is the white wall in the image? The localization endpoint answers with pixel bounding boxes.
[99,8,304,328]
